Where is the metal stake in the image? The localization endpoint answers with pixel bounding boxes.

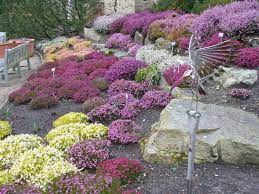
[186,109,201,194]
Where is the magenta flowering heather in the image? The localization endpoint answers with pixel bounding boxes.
[128,45,142,57]
[228,88,251,100]
[191,0,257,39]
[97,157,143,185]
[105,57,147,83]
[68,140,111,169]
[163,64,192,88]
[235,47,259,69]
[106,33,133,51]
[88,68,107,80]
[179,37,191,50]
[8,87,34,105]
[109,119,141,144]
[139,90,171,109]
[0,184,42,194]
[108,79,147,97]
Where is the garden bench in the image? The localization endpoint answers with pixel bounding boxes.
[0,42,31,81]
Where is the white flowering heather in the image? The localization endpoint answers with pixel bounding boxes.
[93,13,125,33]
[10,146,78,190]
[0,134,43,167]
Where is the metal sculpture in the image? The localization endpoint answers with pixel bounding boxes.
[186,34,240,194]
[188,34,240,95]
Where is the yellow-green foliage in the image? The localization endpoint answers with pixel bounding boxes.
[148,22,166,42]
[0,134,43,168]
[10,146,78,190]
[135,66,161,85]
[0,170,14,187]
[0,121,12,139]
[53,112,89,128]
[46,123,108,151]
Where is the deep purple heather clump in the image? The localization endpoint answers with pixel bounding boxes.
[108,119,141,144]
[105,58,147,83]
[179,37,191,50]
[47,173,114,194]
[235,47,259,69]
[163,64,192,88]
[107,79,147,97]
[88,93,140,121]
[139,90,171,109]
[106,33,134,51]
[68,140,111,169]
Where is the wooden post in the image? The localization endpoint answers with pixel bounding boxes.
[186,109,201,194]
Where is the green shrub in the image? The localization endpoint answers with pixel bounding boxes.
[0,121,12,140]
[53,112,89,128]
[171,0,195,12]
[135,66,161,85]
[0,170,14,187]
[192,0,233,13]
[152,0,174,11]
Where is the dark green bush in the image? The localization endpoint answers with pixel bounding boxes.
[153,0,195,12]
[191,0,233,13]
[152,0,174,11]
[0,0,98,39]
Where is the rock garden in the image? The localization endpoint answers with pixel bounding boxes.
[0,0,258,193]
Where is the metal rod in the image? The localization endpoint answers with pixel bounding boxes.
[186,110,201,194]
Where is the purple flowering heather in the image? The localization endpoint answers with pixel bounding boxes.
[191,0,257,39]
[106,33,133,51]
[0,184,42,194]
[109,120,141,144]
[228,88,251,100]
[235,47,259,69]
[105,57,147,83]
[108,79,147,97]
[179,37,191,50]
[68,140,111,169]
[128,45,142,57]
[88,68,107,80]
[139,90,171,109]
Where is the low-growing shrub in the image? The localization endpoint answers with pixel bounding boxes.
[106,33,133,51]
[29,96,58,110]
[108,79,147,97]
[109,120,141,144]
[228,88,251,100]
[96,157,143,185]
[83,97,106,113]
[47,173,118,194]
[10,146,78,190]
[235,47,259,69]
[68,140,111,169]
[179,37,191,50]
[46,123,108,152]
[139,90,171,109]
[53,112,89,128]
[88,93,140,121]
[135,66,161,85]
[72,85,101,103]
[191,0,232,14]
[0,184,42,194]
[0,170,14,187]
[9,88,35,105]
[105,58,147,83]
[0,134,43,167]
[163,64,192,88]
[0,121,12,140]
[92,77,109,91]
[128,45,143,57]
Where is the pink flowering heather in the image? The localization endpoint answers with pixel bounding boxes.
[47,173,114,194]
[108,119,141,144]
[111,10,176,37]
[0,184,42,194]
[179,37,191,50]
[105,57,147,83]
[228,88,251,100]
[8,87,35,105]
[106,33,134,51]
[96,157,143,185]
[88,68,107,80]
[128,45,142,57]
[88,93,140,121]
[163,64,192,88]
[108,79,147,97]
[235,47,259,69]
[139,90,171,109]
[68,140,111,169]
[191,0,257,40]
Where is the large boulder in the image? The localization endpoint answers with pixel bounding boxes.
[213,67,258,88]
[84,28,102,42]
[141,99,259,165]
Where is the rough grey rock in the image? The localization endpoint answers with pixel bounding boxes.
[213,67,258,88]
[134,31,144,45]
[171,87,196,100]
[84,28,102,42]
[141,99,259,165]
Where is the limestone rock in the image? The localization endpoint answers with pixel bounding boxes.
[84,28,102,42]
[171,87,195,100]
[142,99,259,165]
[134,31,144,45]
[213,67,258,88]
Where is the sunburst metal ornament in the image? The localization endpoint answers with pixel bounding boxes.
[188,34,240,95]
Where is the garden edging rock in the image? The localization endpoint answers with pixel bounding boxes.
[141,99,259,165]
